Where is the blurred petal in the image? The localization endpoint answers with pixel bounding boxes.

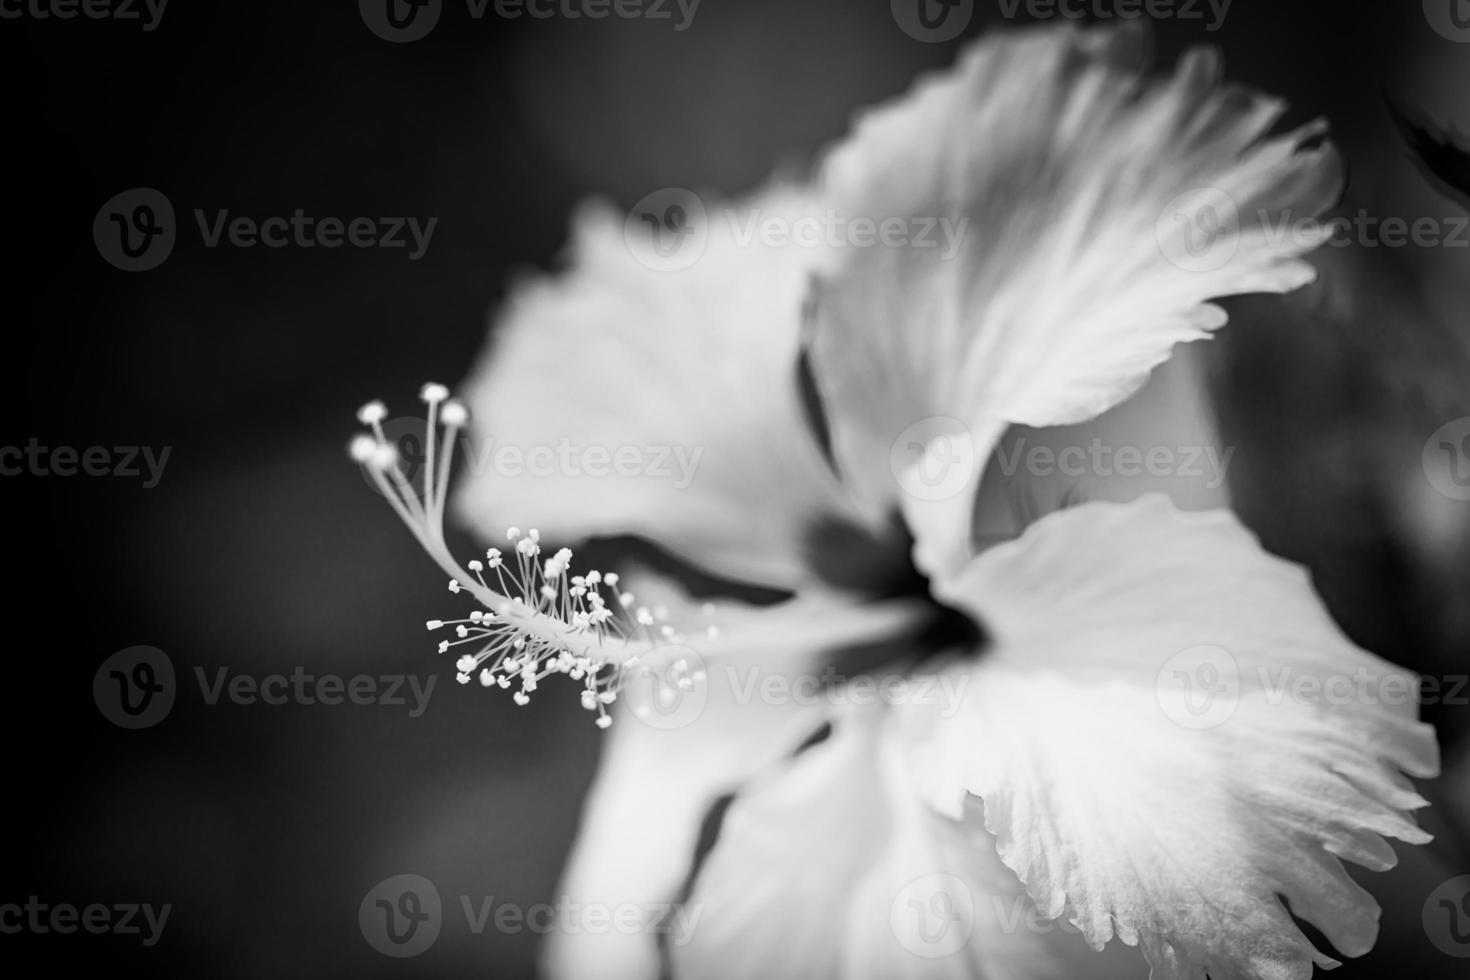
[902,495,1439,980]
[674,708,1058,980]
[806,24,1341,579]
[545,573,927,980]
[455,188,854,589]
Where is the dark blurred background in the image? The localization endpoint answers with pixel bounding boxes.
[1,1,1467,977]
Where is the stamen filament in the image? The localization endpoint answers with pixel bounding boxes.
[351,385,697,727]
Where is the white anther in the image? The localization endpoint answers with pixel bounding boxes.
[440,400,468,427]
[356,400,388,425]
[349,434,379,462]
[368,442,398,470]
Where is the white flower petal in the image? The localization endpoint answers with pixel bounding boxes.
[454,188,854,589]
[901,495,1439,980]
[674,708,1059,980]
[805,24,1341,579]
[545,573,927,980]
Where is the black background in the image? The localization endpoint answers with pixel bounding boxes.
[1,1,1467,977]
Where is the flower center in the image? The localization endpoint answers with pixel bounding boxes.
[802,512,985,672]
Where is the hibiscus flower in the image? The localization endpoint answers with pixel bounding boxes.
[350,23,1440,980]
